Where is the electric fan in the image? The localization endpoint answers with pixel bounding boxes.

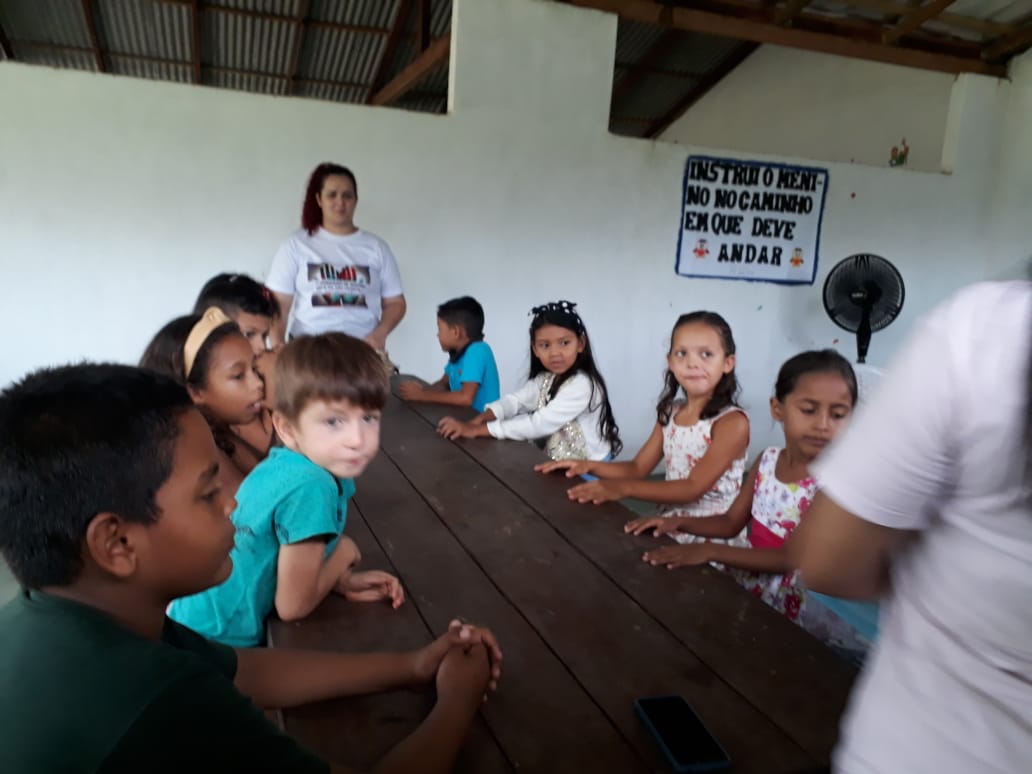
[823,253,905,364]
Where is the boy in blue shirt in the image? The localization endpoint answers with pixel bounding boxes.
[0,362,501,773]
[171,333,405,647]
[399,296,500,412]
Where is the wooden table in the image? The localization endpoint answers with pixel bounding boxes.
[268,383,857,773]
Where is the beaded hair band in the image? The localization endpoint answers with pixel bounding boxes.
[529,300,585,334]
[183,306,233,378]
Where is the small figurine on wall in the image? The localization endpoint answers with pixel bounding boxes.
[790,248,805,267]
[693,238,710,258]
[889,138,910,167]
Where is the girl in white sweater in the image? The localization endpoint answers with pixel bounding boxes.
[437,300,621,462]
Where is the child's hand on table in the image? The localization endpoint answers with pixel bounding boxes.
[534,459,592,477]
[624,516,686,537]
[340,570,405,608]
[411,619,503,695]
[642,543,712,569]
[566,479,625,504]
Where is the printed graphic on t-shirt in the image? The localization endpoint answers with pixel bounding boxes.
[308,263,371,307]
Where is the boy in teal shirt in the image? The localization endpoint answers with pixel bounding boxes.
[0,361,501,772]
[399,296,500,411]
[171,333,403,646]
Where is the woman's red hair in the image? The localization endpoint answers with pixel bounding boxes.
[301,163,358,235]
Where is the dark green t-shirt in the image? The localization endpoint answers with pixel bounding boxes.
[0,590,330,773]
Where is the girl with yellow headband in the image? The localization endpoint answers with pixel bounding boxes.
[140,307,273,496]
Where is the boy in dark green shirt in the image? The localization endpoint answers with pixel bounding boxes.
[0,362,501,773]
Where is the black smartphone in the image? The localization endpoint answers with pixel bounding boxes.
[634,695,731,773]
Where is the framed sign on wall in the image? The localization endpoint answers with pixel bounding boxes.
[676,155,829,285]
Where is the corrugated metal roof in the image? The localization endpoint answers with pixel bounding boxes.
[207,66,285,94]
[15,43,97,71]
[207,10,296,73]
[295,80,366,102]
[309,0,397,29]
[95,0,191,60]
[299,25,382,85]
[1,0,90,48]
[108,52,193,82]
[430,0,451,38]
[211,0,304,15]
[615,20,667,65]
[658,33,744,76]
[3,0,1031,127]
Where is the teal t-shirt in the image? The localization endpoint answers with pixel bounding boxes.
[0,590,328,773]
[170,447,355,647]
[444,340,501,412]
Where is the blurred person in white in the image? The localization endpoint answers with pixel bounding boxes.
[789,279,1032,773]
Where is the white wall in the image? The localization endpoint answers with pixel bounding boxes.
[660,45,956,173]
[0,0,1023,461]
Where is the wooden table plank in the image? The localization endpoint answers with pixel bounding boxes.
[401,390,856,763]
[378,395,816,773]
[268,503,512,773]
[352,452,650,773]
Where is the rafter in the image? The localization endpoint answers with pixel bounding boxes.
[612,29,680,107]
[80,0,105,72]
[285,0,310,95]
[158,0,388,36]
[0,19,15,60]
[367,0,414,104]
[983,23,1032,63]
[645,42,757,138]
[883,0,955,45]
[369,33,450,107]
[190,0,201,83]
[562,0,1005,76]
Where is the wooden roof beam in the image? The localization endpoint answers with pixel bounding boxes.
[645,41,757,138]
[983,24,1032,63]
[285,0,310,95]
[883,0,955,45]
[562,0,1006,76]
[80,0,105,72]
[370,33,450,106]
[367,0,413,104]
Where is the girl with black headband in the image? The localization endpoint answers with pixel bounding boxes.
[437,301,621,462]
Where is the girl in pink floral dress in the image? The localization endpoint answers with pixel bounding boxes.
[537,312,749,547]
[626,350,868,651]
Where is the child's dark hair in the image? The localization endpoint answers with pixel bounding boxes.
[194,273,280,320]
[528,301,622,457]
[139,314,244,454]
[656,311,741,425]
[302,163,358,235]
[775,349,858,405]
[437,296,485,341]
[0,364,193,588]
[275,333,388,421]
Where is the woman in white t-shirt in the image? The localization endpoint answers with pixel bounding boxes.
[790,281,1032,773]
[267,163,406,352]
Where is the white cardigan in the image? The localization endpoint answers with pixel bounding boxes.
[485,372,612,461]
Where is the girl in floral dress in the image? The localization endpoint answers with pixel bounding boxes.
[537,312,749,546]
[626,350,870,655]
